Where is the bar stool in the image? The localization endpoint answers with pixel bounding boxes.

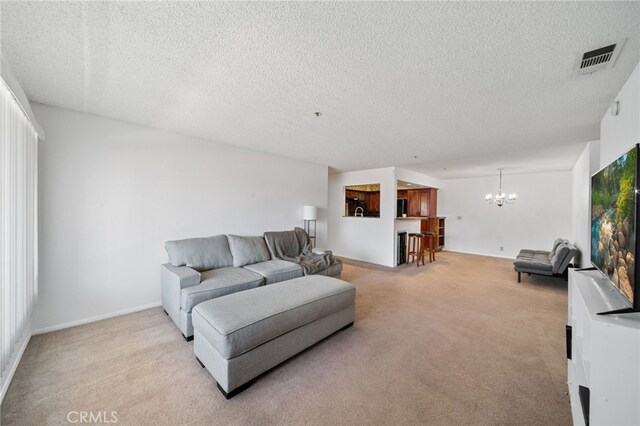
[422,232,436,263]
[408,233,426,266]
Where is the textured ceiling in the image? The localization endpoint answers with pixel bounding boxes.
[1,1,639,178]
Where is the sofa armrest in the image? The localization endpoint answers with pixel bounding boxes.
[161,263,201,289]
[161,263,201,326]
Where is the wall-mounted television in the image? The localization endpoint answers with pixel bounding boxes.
[591,144,640,314]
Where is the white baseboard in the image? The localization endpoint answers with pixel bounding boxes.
[0,329,31,404]
[31,301,162,335]
[334,254,395,268]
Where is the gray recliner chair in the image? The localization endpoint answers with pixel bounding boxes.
[513,238,577,283]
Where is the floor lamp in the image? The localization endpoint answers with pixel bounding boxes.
[303,206,317,249]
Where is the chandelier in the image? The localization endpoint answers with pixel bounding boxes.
[485,169,516,207]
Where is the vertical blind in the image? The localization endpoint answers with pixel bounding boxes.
[0,79,38,383]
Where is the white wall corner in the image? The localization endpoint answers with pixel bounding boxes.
[571,141,600,268]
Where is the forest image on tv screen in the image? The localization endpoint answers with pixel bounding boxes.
[592,148,636,303]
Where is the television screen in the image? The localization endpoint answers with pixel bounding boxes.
[591,145,637,304]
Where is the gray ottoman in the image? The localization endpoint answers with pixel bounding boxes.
[192,275,355,398]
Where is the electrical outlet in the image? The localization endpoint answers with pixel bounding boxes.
[500,246,504,251]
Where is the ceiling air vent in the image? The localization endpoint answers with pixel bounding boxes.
[575,40,625,75]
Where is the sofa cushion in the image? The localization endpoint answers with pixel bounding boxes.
[550,243,571,274]
[227,235,271,267]
[550,238,568,258]
[180,267,264,312]
[514,252,552,272]
[553,243,576,274]
[165,235,233,272]
[192,275,356,359]
[552,238,565,250]
[242,260,303,285]
[517,249,550,257]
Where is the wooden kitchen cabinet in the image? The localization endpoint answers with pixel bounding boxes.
[368,192,380,213]
[345,188,380,216]
[407,188,437,217]
[419,191,429,217]
[437,217,445,248]
[430,189,438,218]
[421,217,445,250]
[345,184,381,218]
[345,190,359,199]
[407,190,421,217]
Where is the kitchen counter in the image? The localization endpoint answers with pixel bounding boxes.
[342,215,380,218]
[395,216,446,220]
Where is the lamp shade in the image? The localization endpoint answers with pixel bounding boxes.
[302,205,317,221]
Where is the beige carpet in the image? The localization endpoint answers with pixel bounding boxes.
[1,252,571,425]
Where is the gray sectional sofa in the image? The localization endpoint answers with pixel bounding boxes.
[513,238,577,282]
[161,228,342,340]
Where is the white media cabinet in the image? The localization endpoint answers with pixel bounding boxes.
[567,269,640,425]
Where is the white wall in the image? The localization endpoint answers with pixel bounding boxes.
[395,167,441,189]
[439,171,573,258]
[570,62,639,269]
[32,104,328,333]
[571,141,600,267]
[328,168,396,266]
[600,62,640,167]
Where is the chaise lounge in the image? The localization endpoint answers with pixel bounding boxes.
[513,238,577,283]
